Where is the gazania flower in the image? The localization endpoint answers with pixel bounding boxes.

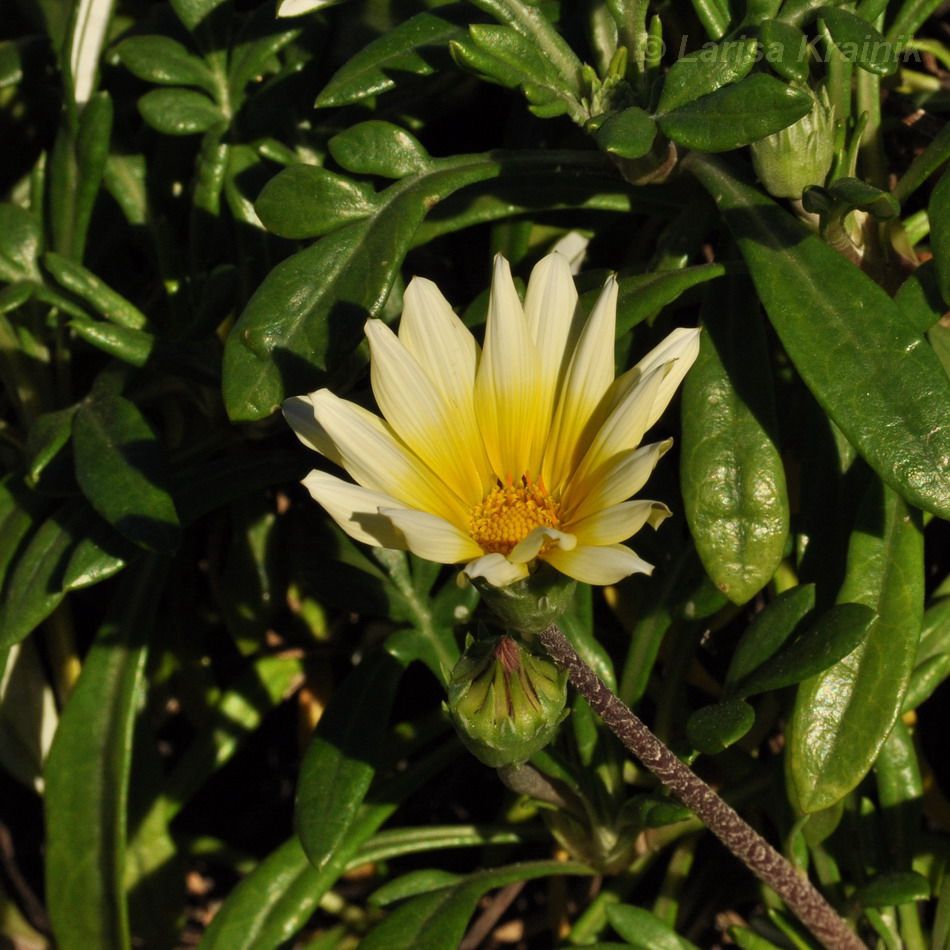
[284,252,699,588]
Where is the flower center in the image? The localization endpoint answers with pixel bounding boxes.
[469,474,560,557]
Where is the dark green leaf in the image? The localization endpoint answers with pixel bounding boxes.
[826,177,899,219]
[857,871,930,908]
[929,169,950,307]
[73,393,180,552]
[169,0,227,31]
[255,164,379,239]
[818,6,896,75]
[593,107,657,160]
[44,252,149,329]
[895,260,946,333]
[735,602,876,698]
[316,6,469,107]
[759,20,810,82]
[138,88,222,135]
[116,35,215,91]
[658,74,811,152]
[606,903,699,949]
[0,477,52,596]
[724,584,816,695]
[0,204,42,282]
[788,484,923,812]
[681,276,789,604]
[296,649,408,868]
[360,861,593,949]
[329,121,431,178]
[684,152,950,519]
[657,35,758,114]
[686,698,755,754]
[45,558,164,950]
[26,405,78,486]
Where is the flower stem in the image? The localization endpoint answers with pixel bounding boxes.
[536,622,867,950]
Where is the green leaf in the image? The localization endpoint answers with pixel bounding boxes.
[169,0,227,31]
[295,648,408,869]
[894,260,946,333]
[818,6,896,76]
[328,121,431,178]
[657,35,758,113]
[606,903,700,950]
[857,871,930,908]
[788,484,923,813]
[0,499,136,649]
[138,88,222,135]
[44,252,149,329]
[255,164,379,239]
[0,204,42,282]
[686,698,755,754]
[359,860,594,949]
[26,405,78,486]
[116,35,216,91]
[0,478,52,596]
[759,20,810,82]
[734,602,876,698]
[929,169,950,307]
[45,557,164,950]
[681,276,789,604]
[315,5,469,107]
[592,107,657,160]
[725,584,816,694]
[684,152,950,520]
[658,74,811,152]
[73,393,180,552]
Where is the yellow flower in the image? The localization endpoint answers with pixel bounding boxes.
[284,252,699,588]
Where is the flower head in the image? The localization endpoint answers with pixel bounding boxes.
[284,252,699,588]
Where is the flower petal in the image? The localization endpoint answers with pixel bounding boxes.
[509,525,577,563]
[475,254,544,480]
[543,274,618,492]
[563,439,672,523]
[302,470,407,549]
[543,542,654,585]
[309,388,470,525]
[460,553,530,587]
[570,499,671,546]
[366,318,488,503]
[283,394,343,465]
[380,507,484,563]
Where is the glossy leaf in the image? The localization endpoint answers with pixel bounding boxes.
[725,584,816,695]
[894,260,945,333]
[138,88,222,135]
[329,121,431,178]
[657,74,811,152]
[316,5,469,107]
[759,20,810,82]
[255,164,379,239]
[734,602,876,698]
[929,169,950,306]
[44,251,149,328]
[296,648,408,869]
[686,698,755,754]
[360,860,594,949]
[73,393,180,552]
[788,484,923,813]
[685,152,950,519]
[116,35,215,91]
[857,871,930,908]
[681,275,789,604]
[593,107,657,160]
[818,6,896,75]
[45,557,164,950]
[169,0,227,31]
[657,35,758,114]
[26,405,77,485]
[606,903,700,949]
[0,204,42,282]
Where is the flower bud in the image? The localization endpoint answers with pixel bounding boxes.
[471,562,576,637]
[445,634,568,768]
[751,85,835,199]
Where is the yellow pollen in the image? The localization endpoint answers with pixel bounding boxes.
[469,473,560,557]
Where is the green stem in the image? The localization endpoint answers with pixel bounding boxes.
[537,622,868,950]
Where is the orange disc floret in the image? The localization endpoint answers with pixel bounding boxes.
[469,473,560,557]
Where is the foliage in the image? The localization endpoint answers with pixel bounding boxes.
[1,0,950,946]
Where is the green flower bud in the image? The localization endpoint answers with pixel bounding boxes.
[471,562,576,637]
[446,634,568,768]
[751,85,835,199]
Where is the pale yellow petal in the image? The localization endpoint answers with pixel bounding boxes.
[634,327,701,430]
[366,318,487,503]
[283,394,343,466]
[460,553,530,587]
[475,254,544,480]
[380,507,484,564]
[563,439,672,523]
[570,500,671,546]
[524,252,580,393]
[543,543,654,585]
[310,389,469,525]
[542,274,618,492]
[302,470,408,549]
[508,525,576,563]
